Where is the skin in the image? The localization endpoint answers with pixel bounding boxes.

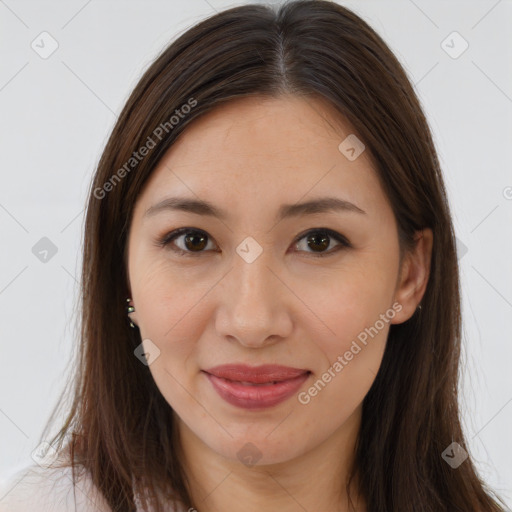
[127,95,433,512]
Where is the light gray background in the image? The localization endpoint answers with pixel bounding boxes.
[1,0,511,508]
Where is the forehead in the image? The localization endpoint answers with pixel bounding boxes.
[134,95,388,220]
[166,95,355,169]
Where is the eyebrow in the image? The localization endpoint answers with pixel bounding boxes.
[144,195,366,221]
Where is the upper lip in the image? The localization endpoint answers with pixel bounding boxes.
[203,364,310,383]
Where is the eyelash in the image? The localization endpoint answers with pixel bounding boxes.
[155,227,352,258]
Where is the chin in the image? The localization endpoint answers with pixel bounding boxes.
[206,434,309,468]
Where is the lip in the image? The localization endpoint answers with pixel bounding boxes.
[203,364,311,409]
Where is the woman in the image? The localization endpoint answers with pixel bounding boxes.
[0,1,507,511]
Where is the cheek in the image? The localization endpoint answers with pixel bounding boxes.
[300,297,390,422]
[297,255,395,409]
[298,257,396,353]
[135,277,208,415]
[132,253,208,335]
[132,264,224,404]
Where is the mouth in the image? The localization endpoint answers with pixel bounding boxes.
[202,364,311,409]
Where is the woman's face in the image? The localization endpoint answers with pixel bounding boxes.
[127,95,430,467]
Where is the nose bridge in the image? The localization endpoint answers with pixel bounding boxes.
[235,247,275,308]
[215,243,291,347]
[233,243,280,318]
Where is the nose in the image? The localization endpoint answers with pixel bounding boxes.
[214,250,293,349]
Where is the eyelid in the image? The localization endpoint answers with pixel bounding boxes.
[156,227,351,257]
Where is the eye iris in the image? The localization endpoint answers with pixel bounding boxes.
[184,232,207,251]
[174,230,338,254]
[307,232,330,252]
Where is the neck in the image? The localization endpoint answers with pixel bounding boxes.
[177,407,366,512]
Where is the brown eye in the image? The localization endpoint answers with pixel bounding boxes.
[182,231,208,252]
[306,232,330,252]
[159,228,216,256]
[294,229,351,257]
[158,227,351,258]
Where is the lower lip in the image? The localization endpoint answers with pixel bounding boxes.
[204,371,310,410]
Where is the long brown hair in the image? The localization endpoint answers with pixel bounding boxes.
[39,1,507,510]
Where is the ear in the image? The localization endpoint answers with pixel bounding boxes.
[390,228,433,324]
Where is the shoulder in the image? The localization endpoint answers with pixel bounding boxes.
[0,459,188,512]
[0,459,112,512]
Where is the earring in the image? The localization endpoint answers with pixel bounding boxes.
[126,297,136,328]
